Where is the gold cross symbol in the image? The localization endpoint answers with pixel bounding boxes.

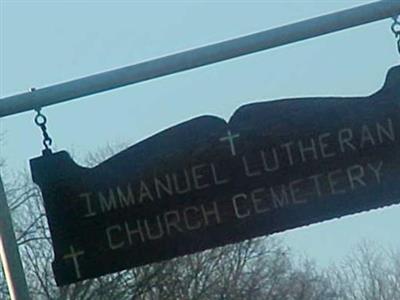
[219,130,240,156]
[63,245,85,279]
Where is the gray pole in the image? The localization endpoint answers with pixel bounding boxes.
[0,0,399,118]
[0,175,30,300]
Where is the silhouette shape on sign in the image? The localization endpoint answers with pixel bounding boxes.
[31,65,400,286]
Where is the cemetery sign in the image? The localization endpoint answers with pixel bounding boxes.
[30,65,400,286]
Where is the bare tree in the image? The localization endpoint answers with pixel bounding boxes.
[329,240,400,300]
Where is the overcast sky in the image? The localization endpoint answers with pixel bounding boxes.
[1,0,399,269]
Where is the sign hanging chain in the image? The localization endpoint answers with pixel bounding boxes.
[34,108,53,155]
[392,15,400,54]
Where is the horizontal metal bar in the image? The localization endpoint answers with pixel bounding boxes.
[1,0,399,118]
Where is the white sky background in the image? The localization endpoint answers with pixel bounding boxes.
[1,0,399,268]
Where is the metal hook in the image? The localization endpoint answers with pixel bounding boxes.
[34,108,53,155]
[392,16,400,54]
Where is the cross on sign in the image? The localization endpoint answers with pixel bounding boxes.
[63,245,85,279]
[219,130,240,156]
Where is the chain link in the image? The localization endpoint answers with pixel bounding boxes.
[392,15,400,54]
[34,109,53,153]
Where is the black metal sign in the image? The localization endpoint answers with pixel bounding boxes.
[30,66,400,286]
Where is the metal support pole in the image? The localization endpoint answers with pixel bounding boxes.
[1,0,399,118]
[0,174,30,300]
